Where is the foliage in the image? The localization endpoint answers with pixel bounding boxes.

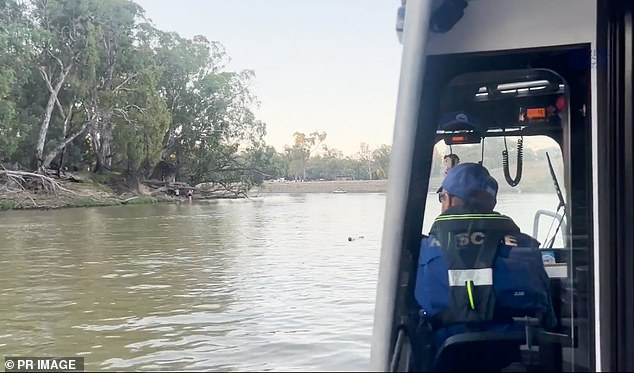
[285,131,327,180]
[0,0,396,192]
[255,140,392,182]
[0,0,268,191]
[0,0,33,161]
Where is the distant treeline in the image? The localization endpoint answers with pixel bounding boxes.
[430,139,565,193]
[257,133,393,181]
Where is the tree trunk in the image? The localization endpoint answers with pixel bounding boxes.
[35,64,72,172]
[92,120,114,173]
[41,120,91,170]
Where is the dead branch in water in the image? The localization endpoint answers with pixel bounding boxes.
[121,196,138,204]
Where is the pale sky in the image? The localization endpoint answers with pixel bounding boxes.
[133,0,403,156]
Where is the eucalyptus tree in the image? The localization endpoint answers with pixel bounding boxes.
[29,0,101,171]
[286,130,327,180]
[0,0,32,162]
[80,0,170,173]
[152,32,266,185]
[372,144,391,179]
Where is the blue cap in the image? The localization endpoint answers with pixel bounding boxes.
[438,163,498,206]
[438,111,479,130]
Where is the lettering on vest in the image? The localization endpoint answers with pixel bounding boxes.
[504,235,518,247]
[455,233,470,246]
[454,231,486,246]
[429,237,442,247]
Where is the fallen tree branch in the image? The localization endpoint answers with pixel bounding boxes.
[0,170,84,196]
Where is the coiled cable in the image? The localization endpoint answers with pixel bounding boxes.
[502,136,523,187]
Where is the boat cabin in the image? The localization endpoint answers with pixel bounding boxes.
[370,0,634,371]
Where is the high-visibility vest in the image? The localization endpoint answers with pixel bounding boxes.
[427,209,521,326]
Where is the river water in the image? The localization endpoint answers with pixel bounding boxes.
[0,192,560,371]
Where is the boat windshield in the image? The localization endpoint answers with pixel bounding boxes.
[422,136,565,249]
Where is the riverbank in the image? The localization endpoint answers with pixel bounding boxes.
[0,168,257,211]
[0,170,193,211]
[249,180,389,194]
[248,163,561,195]
[2,162,561,210]
[0,176,175,211]
[1,178,388,210]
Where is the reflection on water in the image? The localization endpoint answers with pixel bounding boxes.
[0,193,561,371]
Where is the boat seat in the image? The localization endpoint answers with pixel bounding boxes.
[432,329,527,372]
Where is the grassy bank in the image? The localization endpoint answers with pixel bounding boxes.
[0,186,174,211]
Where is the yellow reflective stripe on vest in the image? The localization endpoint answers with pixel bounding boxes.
[434,214,511,222]
[466,281,476,310]
[447,268,493,286]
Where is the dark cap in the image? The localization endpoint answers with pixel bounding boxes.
[437,162,498,208]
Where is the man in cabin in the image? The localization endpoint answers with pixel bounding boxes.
[414,162,555,371]
[442,153,460,175]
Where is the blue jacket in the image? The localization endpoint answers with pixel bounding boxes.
[414,216,556,329]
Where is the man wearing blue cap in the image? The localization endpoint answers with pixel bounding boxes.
[414,163,555,371]
[436,162,498,212]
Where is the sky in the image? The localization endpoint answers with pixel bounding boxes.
[133,0,403,156]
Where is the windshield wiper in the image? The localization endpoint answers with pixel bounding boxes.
[545,152,566,249]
